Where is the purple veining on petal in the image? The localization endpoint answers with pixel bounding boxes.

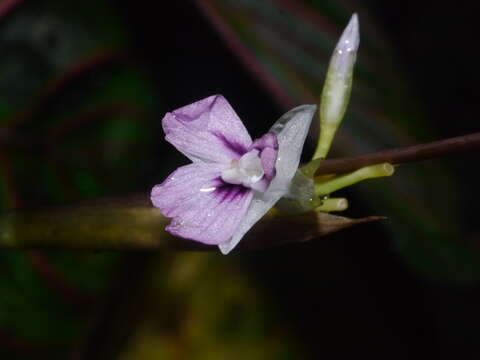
[212,177,250,203]
[152,95,306,251]
[151,163,253,245]
[212,131,248,156]
[162,95,253,163]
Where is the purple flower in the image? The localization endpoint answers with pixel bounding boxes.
[151,95,316,254]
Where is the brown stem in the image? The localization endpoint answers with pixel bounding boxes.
[316,132,480,175]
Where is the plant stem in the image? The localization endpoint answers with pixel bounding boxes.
[315,163,394,196]
[0,195,382,252]
[316,132,480,175]
[316,198,349,212]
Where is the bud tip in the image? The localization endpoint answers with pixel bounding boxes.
[336,13,360,56]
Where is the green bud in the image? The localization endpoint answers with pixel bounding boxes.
[313,14,359,160]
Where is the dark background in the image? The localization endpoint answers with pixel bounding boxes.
[1,0,479,359]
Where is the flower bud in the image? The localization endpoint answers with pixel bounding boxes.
[313,14,359,160]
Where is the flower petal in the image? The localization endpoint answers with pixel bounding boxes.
[219,104,317,254]
[251,132,278,181]
[151,163,253,245]
[162,95,252,163]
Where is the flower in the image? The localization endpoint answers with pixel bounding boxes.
[151,95,316,254]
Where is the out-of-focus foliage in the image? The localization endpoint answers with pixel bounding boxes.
[121,253,304,360]
[0,0,479,359]
[196,0,480,284]
[0,0,157,357]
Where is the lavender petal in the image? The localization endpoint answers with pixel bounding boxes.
[162,95,253,163]
[151,163,253,245]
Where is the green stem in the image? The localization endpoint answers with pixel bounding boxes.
[316,198,349,212]
[312,126,338,160]
[0,195,378,251]
[315,163,394,196]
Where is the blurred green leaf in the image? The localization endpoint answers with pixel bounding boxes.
[121,253,306,360]
[0,252,81,342]
[0,0,160,355]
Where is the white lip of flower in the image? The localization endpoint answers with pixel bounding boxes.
[219,104,317,254]
[221,149,265,189]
